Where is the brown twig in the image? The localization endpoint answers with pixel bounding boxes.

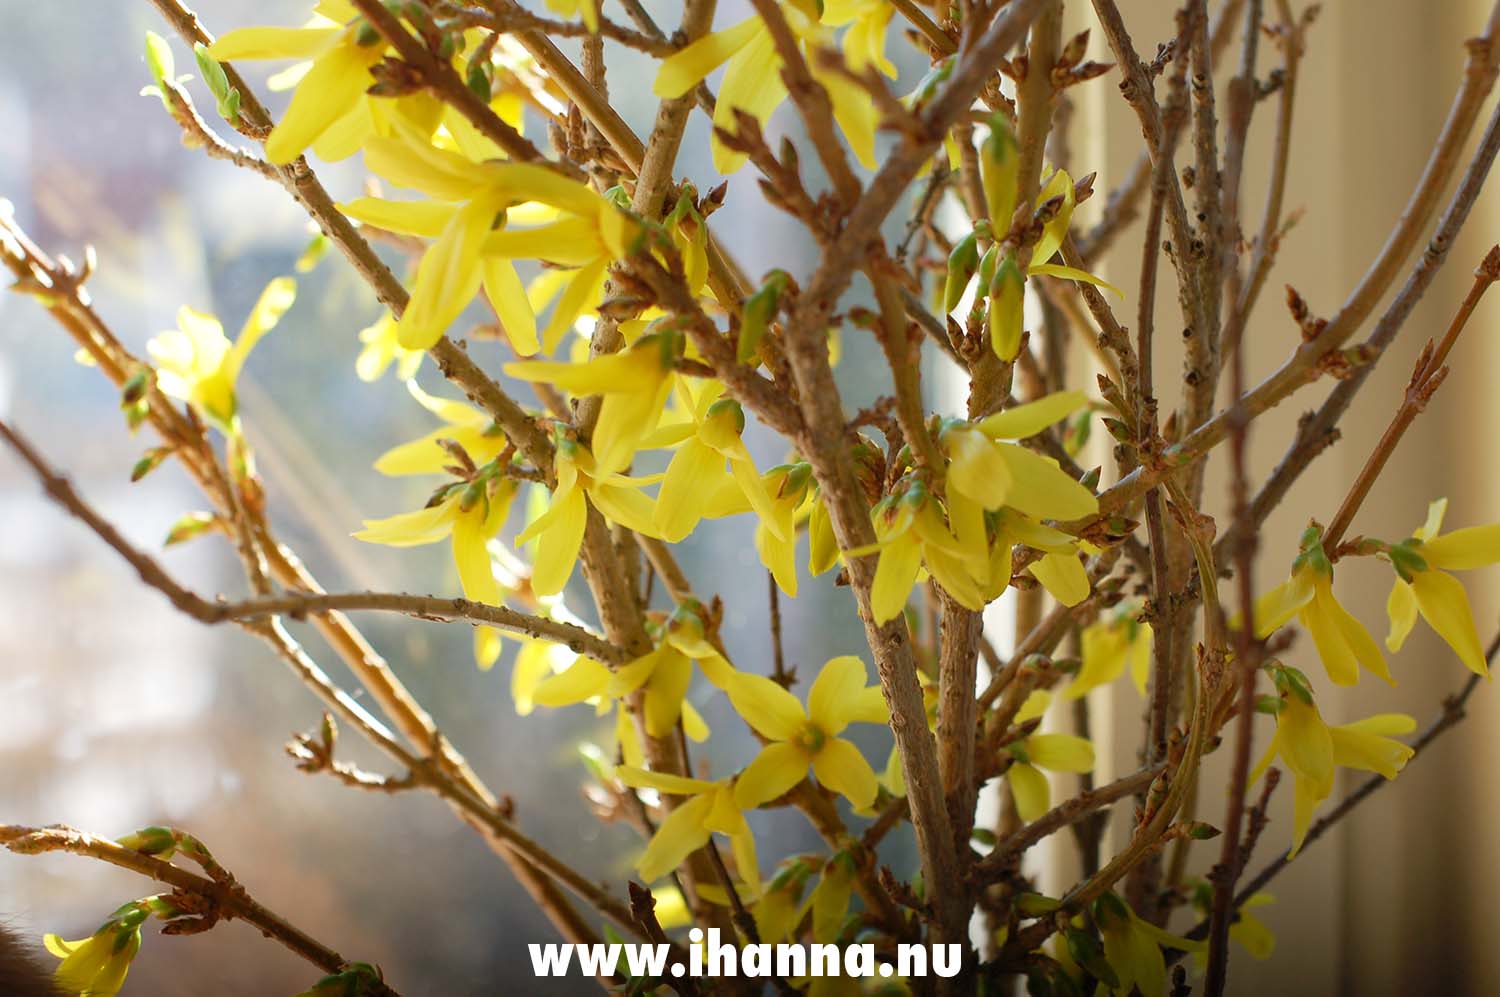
[1322,247,1500,552]
[1,824,400,995]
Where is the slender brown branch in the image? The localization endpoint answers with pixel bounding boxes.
[1322,247,1500,552]
[975,764,1165,878]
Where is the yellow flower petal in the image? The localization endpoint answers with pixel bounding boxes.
[339,196,456,238]
[528,486,588,596]
[944,426,1012,509]
[734,741,809,809]
[1007,762,1051,822]
[654,16,764,99]
[398,198,496,350]
[1027,551,1090,607]
[637,794,715,882]
[644,649,693,738]
[757,519,800,597]
[711,27,788,174]
[266,37,380,165]
[354,499,457,547]
[615,765,717,796]
[727,672,808,741]
[994,443,1098,520]
[226,276,297,382]
[806,655,869,736]
[811,737,880,809]
[975,390,1089,441]
[1254,570,1315,637]
[1024,733,1095,773]
[483,258,539,355]
[656,437,725,542]
[1421,524,1500,570]
[532,656,611,707]
[1328,722,1414,780]
[208,25,340,61]
[870,532,922,623]
[1028,262,1124,297]
[1411,568,1490,675]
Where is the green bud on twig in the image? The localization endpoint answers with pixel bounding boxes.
[738,270,790,364]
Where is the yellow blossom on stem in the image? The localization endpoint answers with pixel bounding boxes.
[940,390,1098,520]
[512,435,662,597]
[1065,602,1153,700]
[355,311,423,382]
[147,276,296,433]
[615,766,759,894]
[653,2,880,174]
[1254,526,1393,687]
[728,656,888,810]
[651,381,780,543]
[45,927,140,997]
[1093,891,1202,996]
[354,476,516,668]
[372,380,507,477]
[1251,665,1415,856]
[531,642,711,744]
[207,1,393,165]
[1189,882,1276,965]
[507,329,680,476]
[1004,690,1095,821]
[1384,497,1499,676]
[43,896,161,997]
[697,461,816,596]
[967,505,1091,608]
[821,0,897,78]
[342,128,632,352]
[864,476,987,623]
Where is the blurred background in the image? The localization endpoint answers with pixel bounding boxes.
[0,1,1497,995]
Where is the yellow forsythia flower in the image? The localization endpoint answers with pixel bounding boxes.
[1251,666,1414,856]
[651,382,779,543]
[1004,690,1095,822]
[513,437,661,597]
[1066,602,1153,700]
[615,766,759,894]
[653,2,878,174]
[1254,527,1393,687]
[546,0,599,33]
[728,656,888,810]
[1093,891,1202,996]
[1385,497,1500,676]
[532,642,712,743]
[208,1,392,165]
[355,311,423,382]
[344,128,631,352]
[505,329,680,476]
[941,390,1099,521]
[373,380,507,477]
[44,924,142,997]
[355,479,516,668]
[148,276,296,432]
[867,476,986,623]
